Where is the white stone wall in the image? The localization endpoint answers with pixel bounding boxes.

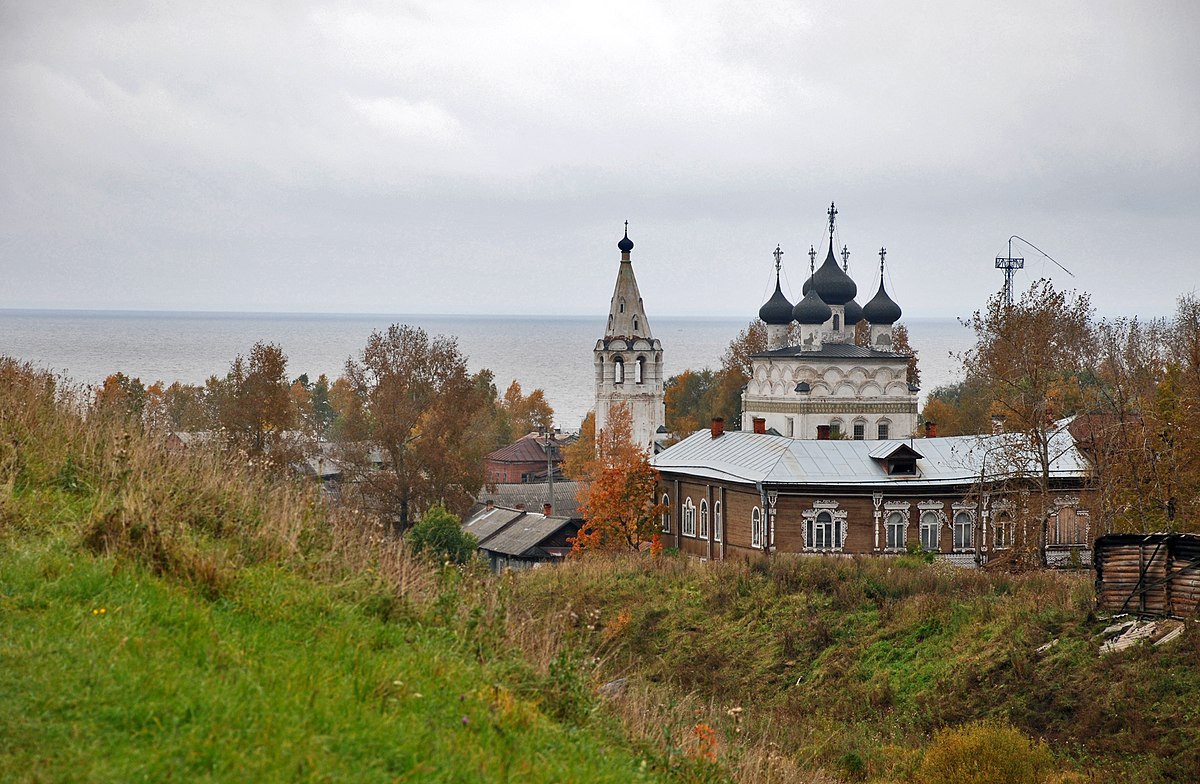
[595,337,665,451]
[741,356,917,439]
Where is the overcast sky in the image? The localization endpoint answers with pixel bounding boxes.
[2,1,1197,320]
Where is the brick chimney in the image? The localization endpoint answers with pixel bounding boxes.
[817,424,831,440]
[710,417,725,439]
[752,417,766,435]
[543,503,552,517]
[925,421,938,438]
[485,499,494,511]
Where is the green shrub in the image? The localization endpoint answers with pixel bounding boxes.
[917,720,1056,784]
[407,503,477,564]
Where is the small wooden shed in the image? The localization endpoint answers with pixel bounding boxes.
[1094,533,1200,618]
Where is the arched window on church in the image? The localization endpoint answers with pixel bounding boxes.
[833,313,841,331]
[619,298,626,313]
[635,356,645,384]
[632,316,640,332]
[613,356,624,384]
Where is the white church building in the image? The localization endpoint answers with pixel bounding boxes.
[743,203,918,440]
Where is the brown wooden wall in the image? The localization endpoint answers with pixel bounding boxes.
[658,472,1096,561]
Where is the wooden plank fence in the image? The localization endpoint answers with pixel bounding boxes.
[1094,533,1200,618]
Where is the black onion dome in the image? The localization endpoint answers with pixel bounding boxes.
[793,286,832,325]
[810,239,857,306]
[863,278,902,324]
[758,279,794,325]
[617,227,634,253]
[843,297,864,326]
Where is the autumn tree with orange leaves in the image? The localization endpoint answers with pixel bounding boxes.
[571,402,664,553]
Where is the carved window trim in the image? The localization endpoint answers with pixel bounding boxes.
[802,500,847,552]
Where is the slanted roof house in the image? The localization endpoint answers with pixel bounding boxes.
[462,503,582,572]
[651,419,1096,567]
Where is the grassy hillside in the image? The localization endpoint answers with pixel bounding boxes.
[512,553,1200,783]
[0,359,690,783]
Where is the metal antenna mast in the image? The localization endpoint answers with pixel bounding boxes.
[995,235,1073,306]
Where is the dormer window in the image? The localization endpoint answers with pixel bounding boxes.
[868,441,923,477]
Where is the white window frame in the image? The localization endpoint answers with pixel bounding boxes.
[661,494,671,534]
[953,510,974,552]
[885,510,906,551]
[920,510,940,552]
[699,499,709,539]
[993,510,1014,549]
[682,497,696,538]
[852,420,866,440]
[751,506,763,548]
[877,419,891,440]
[613,356,624,384]
[714,500,723,543]
[802,501,847,552]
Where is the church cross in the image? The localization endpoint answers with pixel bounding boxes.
[827,201,838,231]
[773,244,784,273]
[624,220,629,234]
[841,244,850,271]
[878,246,887,275]
[808,244,817,275]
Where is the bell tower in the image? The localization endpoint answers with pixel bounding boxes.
[594,223,665,451]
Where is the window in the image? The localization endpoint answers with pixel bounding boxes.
[682,498,696,537]
[920,511,939,551]
[877,421,890,440]
[994,511,1013,549]
[714,500,723,542]
[807,510,836,550]
[635,356,645,384]
[619,298,625,313]
[613,356,624,384]
[661,494,671,533]
[699,499,709,539]
[632,316,639,332]
[786,417,794,437]
[833,313,841,331]
[830,420,842,438]
[751,507,763,548]
[953,511,973,551]
[853,422,865,440]
[885,511,906,550]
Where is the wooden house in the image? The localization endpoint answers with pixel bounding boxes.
[651,418,1096,567]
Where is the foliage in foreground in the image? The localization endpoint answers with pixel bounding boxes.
[512,552,1200,783]
[0,358,673,783]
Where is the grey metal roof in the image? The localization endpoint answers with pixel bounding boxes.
[462,507,525,543]
[752,342,908,360]
[480,514,576,557]
[461,505,578,557]
[652,422,1090,487]
[474,481,582,519]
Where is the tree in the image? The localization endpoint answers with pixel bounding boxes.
[93,372,146,424]
[407,503,478,564]
[921,379,992,436]
[340,324,490,532]
[501,380,555,437]
[962,279,1097,562]
[161,381,210,431]
[571,402,665,552]
[664,369,718,440]
[211,342,297,462]
[562,411,595,482]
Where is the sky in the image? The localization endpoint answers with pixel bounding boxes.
[2,1,1197,320]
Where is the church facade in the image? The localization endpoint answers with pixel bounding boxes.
[743,204,918,440]
[594,224,666,451]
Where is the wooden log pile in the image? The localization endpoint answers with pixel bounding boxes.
[1095,533,1200,618]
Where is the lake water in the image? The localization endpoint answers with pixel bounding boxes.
[0,310,972,427]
